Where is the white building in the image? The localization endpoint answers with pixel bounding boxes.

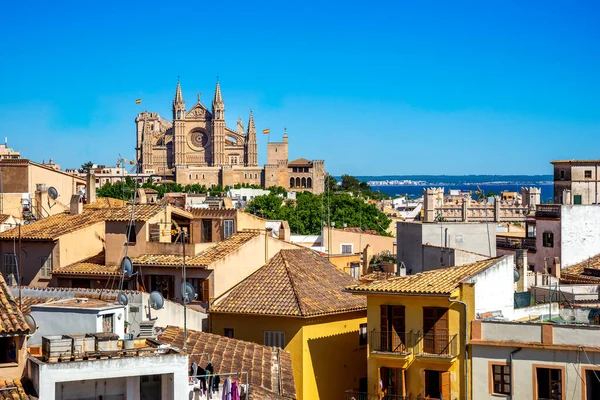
[28,297,126,346]
[28,336,188,400]
[471,319,600,399]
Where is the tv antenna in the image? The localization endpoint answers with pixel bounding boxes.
[23,313,37,334]
[149,291,164,310]
[121,256,133,277]
[48,187,59,201]
[117,292,129,306]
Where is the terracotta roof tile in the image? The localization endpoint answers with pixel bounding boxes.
[0,378,36,399]
[21,297,57,313]
[53,251,120,276]
[346,258,499,295]
[0,214,12,224]
[287,158,311,166]
[211,249,366,317]
[189,208,238,219]
[0,274,29,334]
[562,254,600,281]
[159,326,295,399]
[132,231,260,267]
[84,197,127,209]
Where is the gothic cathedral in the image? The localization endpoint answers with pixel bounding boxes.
[135,80,325,194]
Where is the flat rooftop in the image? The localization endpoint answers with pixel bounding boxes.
[33,297,123,311]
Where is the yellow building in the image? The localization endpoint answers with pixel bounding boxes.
[210,248,367,400]
[346,259,501,400]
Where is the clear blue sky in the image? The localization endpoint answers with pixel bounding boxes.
[1,0,599,175]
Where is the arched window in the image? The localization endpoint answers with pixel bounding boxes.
[177,111,181,119]
[296,177,301,187]
[290,177,295,188]
[307,177,312,188]
[301,177,307,188]
[202,174,205,180]
[195,174,199,179]
[244,173,247,179]
[189,174,192,180]
[255,173,257,179]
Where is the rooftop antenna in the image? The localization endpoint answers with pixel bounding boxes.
[117,292,129,306]
[149,291,165,310]
[23,313,37,334]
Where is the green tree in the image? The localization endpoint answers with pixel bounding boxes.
[268,186,288,196]
[325,175,338,193]
[340,174,361,192]
[246,194,284,219]
[79,161,94,173]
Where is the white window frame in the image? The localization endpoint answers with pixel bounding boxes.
[40,256,52,278]
[264,331,285,349]
[350,262,360,279]
[3,253,17,285]
[224,219,235,239]
[341,243,354,254]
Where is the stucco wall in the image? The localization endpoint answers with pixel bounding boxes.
[464,256,515,319]
[57,221,105,269]
[322,227,394,257]
[561,205,600,267]
[422,245,489,272]
[0,240,55,286]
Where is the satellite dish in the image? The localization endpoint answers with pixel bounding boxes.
[117,292,129,306]
[149,291,164,310]
[121,257,133,277]
[24,313,37,334]
[514,269,521,283]
[48,187,59,200]
[182,282,197,304]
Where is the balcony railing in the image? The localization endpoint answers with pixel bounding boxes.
[496,235,537,252]
[535,204,561,219]
[344,390,411,400]
[369,331,413,354]
[414,333,458,358]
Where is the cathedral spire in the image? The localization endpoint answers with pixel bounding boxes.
[174,80,184,105]
[173,79,185,120]
[247,109,256,135]
[214,80,223,104]
[246,109,258,166]
[212,79,225,121]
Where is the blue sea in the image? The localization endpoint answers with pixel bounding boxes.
[351,175,554,203]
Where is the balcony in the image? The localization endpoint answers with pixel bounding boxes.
[496,235,536,252]
[535,204,561,219]
[344,390,411,400]
[369,331,412,356]
[414,333,458,359]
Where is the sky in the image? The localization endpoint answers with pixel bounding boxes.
[1,1,599,176]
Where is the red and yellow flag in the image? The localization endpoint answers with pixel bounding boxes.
[263,128,270,134]
[136,99,142,104]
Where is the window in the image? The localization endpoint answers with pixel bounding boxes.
[224,328,234,338]
[341,244,353,254]
[127,224,136,244]
[380,305,406,352]
[585,369,600,399]
[381,367,404,397]
[560,170,565,179]
[102,314,114,333]
[423,307,449,355]
[350,262,360,279]
[264,331,285,349]
[3,253,17,285]
[574,194,582,205]
[424,370,451,400]
[0,337,17,364]
[224,219,234,239]
[359,323,367,346]
[491,364,511,395]
[40,256,52,278]
[585,170,592,179]
[543,232,554,248]
[536,367,562,400]
[202,220,213,243]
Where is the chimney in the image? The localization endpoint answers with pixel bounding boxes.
[70,194,83,215]
[86,172,96,204]
[551,257,561,279]
[35,184,48,219]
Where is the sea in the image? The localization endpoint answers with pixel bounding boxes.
[351,175,554,203]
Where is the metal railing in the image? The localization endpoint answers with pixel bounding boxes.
[415,333,458,357]
[344,390,411,400]
[535,204,561,218]
[496,235,536,252]
[369,331,413,354]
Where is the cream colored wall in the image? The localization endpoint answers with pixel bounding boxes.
[29,164,83,204]
[57,221,105,269]
[0,194,24,219]
[327,254,361,276]
[236,211,265,231]
[210,235,298,300]
[323,227,395,256]
[104,221,147,266]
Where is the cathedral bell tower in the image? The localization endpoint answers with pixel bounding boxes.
[245,110,258,166]
[173,80,186,166]
[212,80,226,166]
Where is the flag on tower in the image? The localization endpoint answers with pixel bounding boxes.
[136,99,142,104]
[262,128,270,135]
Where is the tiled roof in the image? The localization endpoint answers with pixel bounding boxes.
[551,159,600,164]
[21,297,57,313]
[288,158,311,166]
[562,254,600,281]
[346,258,499,295]
[132,231,260,267]
[36,298,119,310]
[53,251,120,276]
[0,274,29,334]
[102,204,169,221]
[159,326,296,400]
[0,378,36,399]
[342,227,380,235]
[0,214,12,224]
[189,208,237,219]
[84,197,127,209]
[211,248,366,317]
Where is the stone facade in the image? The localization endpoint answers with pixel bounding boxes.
[552,159,600,204]
[135,80,325,193]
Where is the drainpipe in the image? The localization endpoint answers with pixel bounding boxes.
[509,347,522,400]
[448,297,469,400]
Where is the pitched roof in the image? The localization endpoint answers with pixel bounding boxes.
[288,158,311,166]
[21,297,57,313]
[159,326,296,400]
[346,258,499,295]
[53,251,120,276]
[0,274,29,334]
[0,214,13,224]
[211,248,366,317]
[189,208,237,219]
[0,378,37,399]
[132,231,260,267]
[562,254,600,282]
[84,197,127,209]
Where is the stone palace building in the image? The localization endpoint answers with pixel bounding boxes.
[135,80,325,194]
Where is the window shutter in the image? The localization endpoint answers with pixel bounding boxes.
[441,371,451,400]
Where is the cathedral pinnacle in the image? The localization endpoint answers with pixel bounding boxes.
[247,109,256,135]
[213,81,223,104]
[174,81,185,105]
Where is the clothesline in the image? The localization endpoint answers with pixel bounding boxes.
[189,370,249,400]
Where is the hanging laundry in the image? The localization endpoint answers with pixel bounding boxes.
[222,377,232,400]
[190,362,198,384]
[231,380,240,400]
